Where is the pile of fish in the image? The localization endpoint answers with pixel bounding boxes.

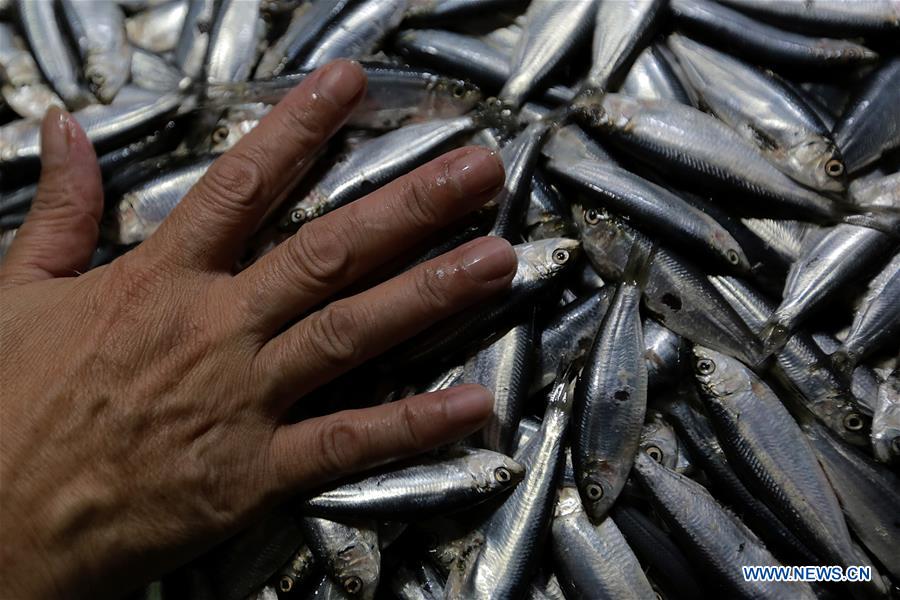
[2,0,899,598]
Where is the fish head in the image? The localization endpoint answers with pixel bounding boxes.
[691,346,751,405]
[512,237,580,284]
[331,525,381,600]
[571,202,634,280]
[462,449,525,493]
[87,52,132,104]
[710,229,753,272]
[577,459,615,520]
[639,413,679,470]
[432,75,482,113]
[789,140,847,193]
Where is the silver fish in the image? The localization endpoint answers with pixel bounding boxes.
[718,0,900,33]
[389,560,444,600]
[574,93,842,223]
[849,171,900,213]
[639,412,691,474]
[740,218,816,264]
[301,448,524,519]
[490,119,551,241]
[832,252,900,373]
[668,34,844,192]
[125,0,188,54]
[619,44,690,104]
[872,369,900,465]
[549,157,751,271]
[206,0,264,84]
[633,451,817,599]
[803,419,900,581]
[446,367,572,600]
[17,0,93,109]
[500,0,597,107]
[274,543,315,595]
[572,245,648,521]
[551,485,656,600]
[0,23,64,119]
[106,156,215,244]
[710,274,872,446]
[299,0,408,70]
[280,114,478,228]
[525,173,575,242]
[130,47,189,93]
[173,0,216,80]
[762,223,893,352]
[300,517,380,600]
[692,346,888,597]
[643,318,686,391]
[586,0,665,91]
[61,0,132,104]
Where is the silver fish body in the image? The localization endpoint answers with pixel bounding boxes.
[643,318,685,391]
[465,319,535,454]
[764,223,893,351]
[669,0,879,67]
[446,369,572,600]
[872,370,900,465]
[718,0,900,34]
[692,346,883,592]
[619,43,690,104]
[549,157,751,271]
[586,0,665,91]
[125,0,188,54]
[281,115,478,228]
[130,47,188,93]
[633,451,817,600]
[390,560,444,600]
[740,218,814,264]
[668,34,844,192]
[206,0,264,84]
[500,0,597,107]
[803,419,900,581]
[17,0,93,109]
[490,120,551,241]
[572,267,647,521]
[300,517,380,600]
[832,253,900,373]
[275,544,315,595]
[551,486,655,600]
[299,0,408,70]
[302,448,524,519]
[575,93,842,222]
[639,412,691,474]
[173,0,216,80]
[0,23,64,119]
[849,172,900,213]
[525,173,575,242]
[61,0,132,103]
[833,57,900,174]
[106,157,215,244]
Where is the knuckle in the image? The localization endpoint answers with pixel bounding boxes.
[397,401,423,449]
[400,174,441,229]
[308,303,362,366]
[413,266,449,311]
[280,99,329,150]
[317,419,363,475]
[287,222,351,287]
[198,152,264,215]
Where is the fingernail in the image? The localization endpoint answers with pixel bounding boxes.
[449,148,504,195]
[40,106,74,170]
[461,237,517,282]
[317,60,365,107]
[444,385,493,426]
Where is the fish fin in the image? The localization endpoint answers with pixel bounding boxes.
[622,237,657,291]
[758,317,790,357]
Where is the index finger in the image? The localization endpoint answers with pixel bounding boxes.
[149,60,366,271]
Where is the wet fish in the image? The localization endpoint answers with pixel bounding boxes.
[619,43,690,104]
[871,369,900,465]
[173,0,216,80]
[490,120,551,241]
[643,319,686,391]
[301,448,524,518]
[274,543,315,595]
[0,23,64,119]
[633,451,817,599]
[668,33,845,192]
[125,0,188,54]
[586,0,665,91]
[525,173,575,242]
[61,0,132,104]
[300,517,381,600]
[500,0,597,107]
[849,172,900,213]
[717,0,900,34]
[206,0,264,84]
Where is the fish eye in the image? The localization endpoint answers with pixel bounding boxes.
[88,69,106,86]
[825,159,844,178]
[891,437,900,455]
[726,249,740,265]
[696,358,716,375]
[452,83,466,98]
[279,576,294,593]
[211,126,230,144]
[646,445,664,463]
[494,467,512,483]
[585,482,604,501]
[343,576,363,595]
[584,208,601,225]
[843,413,864,432]
[552,249,570,264]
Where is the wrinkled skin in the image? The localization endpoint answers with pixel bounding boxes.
[0,60,515,600]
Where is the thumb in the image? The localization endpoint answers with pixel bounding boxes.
[0,106,103,287]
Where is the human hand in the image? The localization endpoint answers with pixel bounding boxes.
[0,60,514,599]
